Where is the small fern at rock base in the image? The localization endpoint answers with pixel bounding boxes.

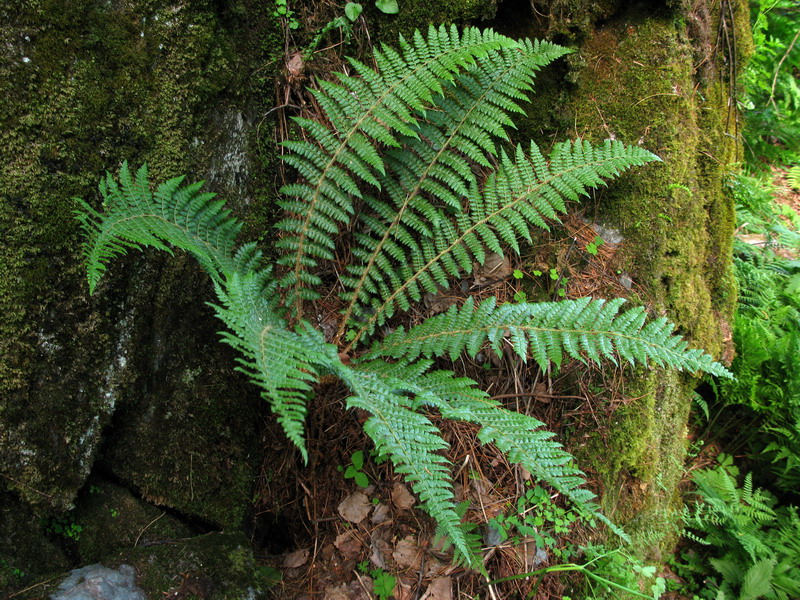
[75,27,730,568]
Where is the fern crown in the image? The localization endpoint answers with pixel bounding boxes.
[76,25,730,568]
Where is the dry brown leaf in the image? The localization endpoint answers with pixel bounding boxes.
[338,491,372,523]
[371,502,391,524]
[335,531,363,560]
[392,535,422,569]
[423,287,458,315]
[391,482,416,511]
[420,577,452,600]
[473,252,512,286]
[393,580,414,600]
[287,51,304,79]
[283,548,309,568]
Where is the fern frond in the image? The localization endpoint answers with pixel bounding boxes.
[336,359,473,563]
[368,296,731,378]
[209,265,336,463]
[275,25,520,317]
[337,40,571,336]
[787,165,800,191]
[75,162,240,293]
[345,140,661,343]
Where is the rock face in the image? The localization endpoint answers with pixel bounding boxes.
[0,0,275,520]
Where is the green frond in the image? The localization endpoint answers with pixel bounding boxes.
[345,139,661,342]
[336,359,474,564]
[338,41,571,334]
[210,268,336,463]
[75,162,241,293]
[275,25,520,318]
[368,296,731,378]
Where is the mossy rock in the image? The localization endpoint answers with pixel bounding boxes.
[11,532,275,600]
[0,490,69,596]
[72,478,197,564]
[0,0,279,515]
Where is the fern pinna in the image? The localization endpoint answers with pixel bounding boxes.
[76,25,730,567]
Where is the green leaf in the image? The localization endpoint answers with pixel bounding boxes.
[586,242,598,255]
[355,472,370,488]
[513,269,524,279]
[375,0,399,14]
[344,465,358,479]
[345,2,363,20]
[351,450,364,470]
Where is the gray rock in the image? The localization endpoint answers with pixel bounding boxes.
[51,564,146,600]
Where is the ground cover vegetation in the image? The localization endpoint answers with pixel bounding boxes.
[73,24,731,594]
[669,1,800,598]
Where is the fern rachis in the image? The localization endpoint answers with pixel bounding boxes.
[76,27,731,568]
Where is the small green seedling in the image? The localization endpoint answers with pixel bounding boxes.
[372,569,397,599]
[586,235,605,256]
[514,290,528,302]
[513,268,524,279]
[339,450,369,488]
[357,562,397,600]
[273,0,300,29]
[344,2,363,21]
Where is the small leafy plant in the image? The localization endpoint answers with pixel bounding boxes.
[75,26,729,568]
[339,450,370,488]
[488,484,585,560]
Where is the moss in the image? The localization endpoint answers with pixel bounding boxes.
[557,6,749,559]
[12,532,273,600]
[0,490,69,596]
[369,0,498,40]
[73,478,196,564]
[0,0,281,520]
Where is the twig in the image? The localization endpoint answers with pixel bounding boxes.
[5,575,61,599]
[769,27,800,110]
[134,511,166,547]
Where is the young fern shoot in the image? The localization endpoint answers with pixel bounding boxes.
[76,25,731,568]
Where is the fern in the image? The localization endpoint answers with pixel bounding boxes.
[680,460,800,599]
[75,28,730,568]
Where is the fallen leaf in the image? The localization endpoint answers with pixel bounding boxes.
[391,483,416,511]
[423,287,457,315]
[371,502,391,524]
[323,584,350,600]
[335,531,363,560]
[283,548,309,568]
[338,491,372,523]
[392,580,414,600]
[393,535,422,569]
[287,51,304,79]
[473,252,512,286]
[420,577,452,600]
